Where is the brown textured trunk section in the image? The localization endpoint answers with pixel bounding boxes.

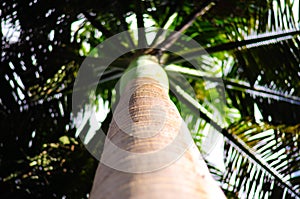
[90,77,226,199]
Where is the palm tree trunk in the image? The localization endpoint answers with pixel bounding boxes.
[89,56,226,199]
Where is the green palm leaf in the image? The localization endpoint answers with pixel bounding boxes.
[170,80,300,198]
[1,0,300,198]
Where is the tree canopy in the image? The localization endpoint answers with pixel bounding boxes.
[1,0,300,198]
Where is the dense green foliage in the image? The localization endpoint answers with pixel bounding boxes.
[1,0,300,198]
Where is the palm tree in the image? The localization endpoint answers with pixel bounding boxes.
[86,54,226,198]
[1,0,300,198]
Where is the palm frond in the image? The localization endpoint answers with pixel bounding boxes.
[224,78,300,106]
[165,63,300,106]
[220,119,300,198]
[166,29,300,64]
[134,0,147,48]
[225,35,300,124]
[170,81,300,198]
[145,0,216,54]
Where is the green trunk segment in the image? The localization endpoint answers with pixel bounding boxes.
[119,55,169,95]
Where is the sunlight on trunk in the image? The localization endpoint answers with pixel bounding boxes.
[89,55,226,199]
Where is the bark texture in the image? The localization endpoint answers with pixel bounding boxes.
[90,59,226,199]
